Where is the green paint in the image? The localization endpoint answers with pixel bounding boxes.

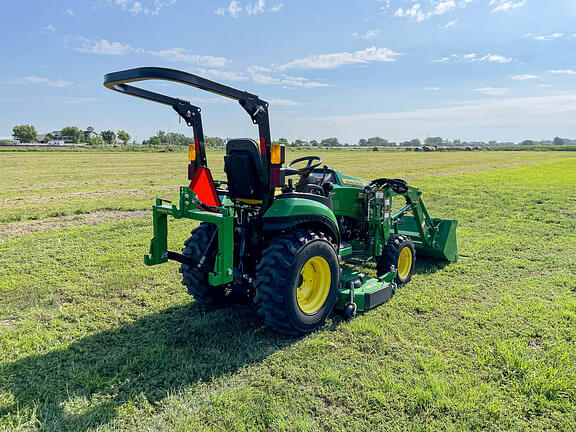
[144,187,234,285]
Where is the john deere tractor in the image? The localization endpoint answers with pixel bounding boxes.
[104,67,458,335]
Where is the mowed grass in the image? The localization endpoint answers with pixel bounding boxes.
[0,150,575,431]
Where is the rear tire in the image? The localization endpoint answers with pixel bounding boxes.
[180,223,226,307]
[254,230,339,335]
[376,234,416,286]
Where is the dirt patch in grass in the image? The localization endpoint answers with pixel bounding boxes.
[0,210,151,239]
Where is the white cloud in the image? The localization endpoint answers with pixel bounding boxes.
[2,76,74,88]
[511,74,539,80]
[216,0,280,17]
[130,2,143,14]
[424,87,440,91]
[279,47,401,70]
[270,3,283,12]
[74,38,231,67]
[353,29,380,40]
[250,72,330,88]
[111,0,176,15]
[147,48,230,67]
[490,0,526,12]
[434,1,456,15]
[480,54,512,63]
[77,38,132,55]
[43,24,56,32]
[216,0,242,17]
[269,98,302,106]
[476,87,510,95]
[247,65,273,74]
[394,4,426,22]
[246,0,265,15]
[65,8,75,15]
[52,97,101,104]
[526,32,564,41]
[549,69,576,75]
[440,19,458,29]
[435,53,512,63]
[196,69,247,81]
[395,0,456,22]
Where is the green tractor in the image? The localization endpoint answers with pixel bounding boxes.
[104,67,458,335]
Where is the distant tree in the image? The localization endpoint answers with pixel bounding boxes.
[88,135,103,147]
[410,138,421,147]
[425,136,443,146]
[293,139,306,147]
[205,136,225,147]
[320,137,340,147]
[553,136,565,146]
[310,140,319,147]
[101,130,116,145]
[61,126,83,143]
[117,130,131,145]
[12,124,37,143]
[520,139,534,146]
[149,136,161,146]
[359,136,389,147]
[142,130,193,146]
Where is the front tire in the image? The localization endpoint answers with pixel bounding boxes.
[254,230,339,335]
[377,234,416,286]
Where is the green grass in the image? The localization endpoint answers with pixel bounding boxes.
[1,150,575,431]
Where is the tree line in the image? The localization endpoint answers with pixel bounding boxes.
[11,125,131,146]
[9,125,575,148]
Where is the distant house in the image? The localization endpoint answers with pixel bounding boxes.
[35,127,97,144]
[36,133,50,143]
[84,126,97,142]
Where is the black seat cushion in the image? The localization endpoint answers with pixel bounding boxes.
[224,139,264,201]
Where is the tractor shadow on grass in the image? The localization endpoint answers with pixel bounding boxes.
[413,256,450,276]
[1,301,295,431]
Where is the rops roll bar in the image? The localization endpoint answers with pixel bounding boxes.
[103,67,272,190]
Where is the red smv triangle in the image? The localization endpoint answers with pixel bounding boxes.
[189,166,220,208]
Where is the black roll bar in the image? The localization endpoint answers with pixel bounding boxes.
[103,67,273,202]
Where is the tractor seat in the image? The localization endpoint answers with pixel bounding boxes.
[224,139,265,204]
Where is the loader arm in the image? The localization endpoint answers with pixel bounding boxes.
[389,187,458,262]
[366,179,458,262]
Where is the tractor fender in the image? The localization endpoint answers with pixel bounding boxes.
[263,197,340,245]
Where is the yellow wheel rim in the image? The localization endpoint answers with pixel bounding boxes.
[397,246,413,280]
[296,256,331,315]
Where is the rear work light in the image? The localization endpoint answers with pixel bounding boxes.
[270,144,285,166]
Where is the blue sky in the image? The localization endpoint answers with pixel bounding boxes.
[1,0,576,143]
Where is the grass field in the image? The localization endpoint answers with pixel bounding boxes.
[1,150,575,431]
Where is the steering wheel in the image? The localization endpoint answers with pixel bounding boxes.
[286,155,323,175]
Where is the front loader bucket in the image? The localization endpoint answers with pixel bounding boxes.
[417,218,458,262]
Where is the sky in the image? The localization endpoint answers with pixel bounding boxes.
[1,0,576,143]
